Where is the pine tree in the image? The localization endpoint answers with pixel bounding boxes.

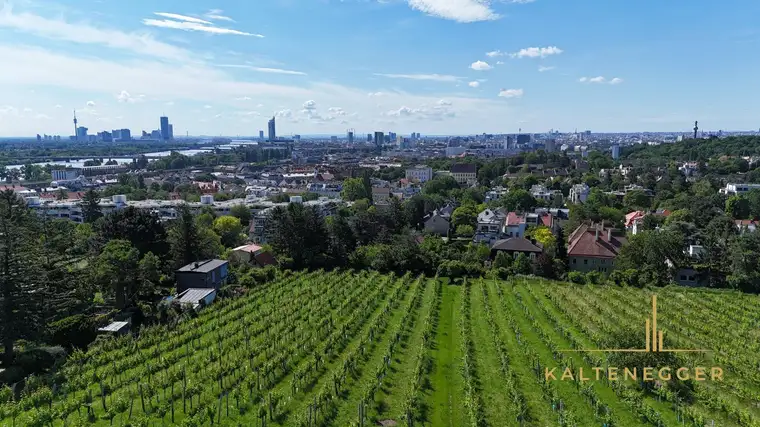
[0,190,44,364]
[81,189,103,223]
[168,204,203,268]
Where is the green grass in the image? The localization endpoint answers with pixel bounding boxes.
[425,283,466,427]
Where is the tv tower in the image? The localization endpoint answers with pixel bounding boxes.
[693,121,699,139]
[73,110,78,142]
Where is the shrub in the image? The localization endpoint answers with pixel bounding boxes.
[568,271,585,284]
[47,315,97,349]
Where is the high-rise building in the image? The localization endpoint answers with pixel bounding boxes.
[367,133,372,143]
[330,136,338,143]
[374,131,384,148]
[36,134,41,142]
[347,131,354,144]
[97,131,113,142]
[168,124,174,140]
[76,126,88,141]
[516,134,531,145]
[545,139,556,153]
[611,145,620,160]
[112,129,131,141]
[160,116,170,141]
[268,117,276,142]
[259,130,264,141]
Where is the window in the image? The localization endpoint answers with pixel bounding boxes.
[584,259,588,265]
[572,259,577,264]
[601,259,606,265]
[680,275,686,281]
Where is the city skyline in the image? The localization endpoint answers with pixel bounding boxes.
[0,0,759,136]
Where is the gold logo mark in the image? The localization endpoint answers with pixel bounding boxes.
[563,295,710,353]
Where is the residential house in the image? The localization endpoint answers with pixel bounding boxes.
[372,187,391,204]
[173,288,217,310]
[424,210,451,236]
[569,183,590,204]
[504,211,554,238]
[230,244,278,267]
[735,219,759,233]
[567,223,626,273]
[625,211,646,233]
[405,165,433,183]
[450,164,477,186]
[485,186,508,203]
[719,183,760,196]
[474,208,508,244]
[491,237,543,260]
[175,259,229,293]
[530,185,554,201]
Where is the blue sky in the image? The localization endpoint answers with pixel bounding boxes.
[0,0,758,137]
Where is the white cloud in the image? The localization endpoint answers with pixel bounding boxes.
[327,107,346,116]
[368,92,385,97]
[496,61,504,65]
[0,6,190,61]
[609,77,624,85]
[303,100,317,110]
[235,96,252,101]
[486,50,504,57]
[511,46,563,59]
[579,76,621,85]
[116,90,144,103]
[165,101,175,106]
[374,73,460,82]
[22,107,32,112]
[142,19,264,37]
[35,113,50,120]
[498,88,523,98]
[589,76,605,83]
[54,104,62,109]
[218,64,306,75]
[385,102,456,121]
[538,65,555,72]
[468,81,480,88]
[470,60,492,71]
[153,12,212,25]
[205,9,235,22]
[204,105,213,109]
[86,100,95,107]
[274,109,292,118]
[406,0,500,23]
[438,99,452,106]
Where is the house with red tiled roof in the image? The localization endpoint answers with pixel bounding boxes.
[230,244,277,268]
[567,223,627,274]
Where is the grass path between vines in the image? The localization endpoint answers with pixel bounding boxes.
[369,278,438,423]
[330,278,429,426]
[469,280,518,426]
[425,284,465,427]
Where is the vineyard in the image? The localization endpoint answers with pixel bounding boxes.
[2,270,760,426]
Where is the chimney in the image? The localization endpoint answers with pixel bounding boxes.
[607,229,612,241]
[595,228,599,241]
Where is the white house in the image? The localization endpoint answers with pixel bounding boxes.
[720,183,760,196]
[569,183,590,204]
[405,165,433,183]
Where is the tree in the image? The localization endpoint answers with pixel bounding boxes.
[326,214,356,266]
[422,176,459,197]
[168,204,203,268]
[512,253,533,275]
[266,204,328,269]
[138,252,163,296]
[492,251,513,270]
[230,204,252,227]
[213,216,246,248]
[455,224,475,237]
[97,207,169,257]
[727,232,760,293]
[56,188,68,201]
[403,195,426,229]
[341,178,371,201]
[616,229,686,286]
[529,226,556,248]
[80,189,102,223]
[94,239,139,309]
[451,204,478,230]
[499,189,536,212]
[725,196,750,220]
[0,190,45,364]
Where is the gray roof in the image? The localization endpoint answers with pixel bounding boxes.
[98,321,129,333]
[177,288,216,304]
[177,259,228,273]
[491,237,543,253]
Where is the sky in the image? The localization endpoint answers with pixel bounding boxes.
[0,0,759,137]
